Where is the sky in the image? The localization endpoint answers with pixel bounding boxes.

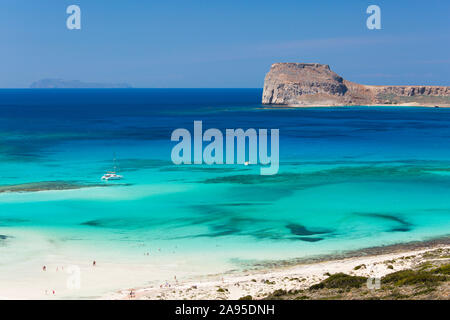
[1,0,449,88]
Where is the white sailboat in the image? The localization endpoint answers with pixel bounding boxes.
[101,155,123,181]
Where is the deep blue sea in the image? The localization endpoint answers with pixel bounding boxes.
[0,89,449,298]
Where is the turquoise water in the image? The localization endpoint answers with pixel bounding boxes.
[1,89,450,296]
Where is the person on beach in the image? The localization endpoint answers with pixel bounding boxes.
[93,260,96,267]
[42,266,46,271]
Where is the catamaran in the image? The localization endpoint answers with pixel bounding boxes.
[101,155,123,181]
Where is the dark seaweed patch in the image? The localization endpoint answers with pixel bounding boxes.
[0,218,29,226]
[191,224,241,238]
[390,227,412,232]
[80,219,104,227]
[219,202,269,207]
[0,181,126,193]
[355,213,413,233]
[243,229,284,240]
[200,164,447,187]
[80,218,146,229]
[296,236,324,242]
[0,234,12,247]
[172,204,333,241]
[358,213,410,226]
[286,223,330,236]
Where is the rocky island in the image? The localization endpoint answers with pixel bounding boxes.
[262,63,450,107]
[30,79,131,89]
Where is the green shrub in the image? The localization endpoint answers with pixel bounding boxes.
[431,264,450,275]
[272,289,287,297]
[309,273,367,290]
[264,289,287,299]
[382,269,447,286]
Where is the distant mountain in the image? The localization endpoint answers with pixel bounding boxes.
[30,79,132,89]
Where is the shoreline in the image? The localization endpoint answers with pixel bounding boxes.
[261,103,450,108]
[110,236,450,300]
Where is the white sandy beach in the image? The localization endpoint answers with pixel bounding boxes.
[109,243,450,300]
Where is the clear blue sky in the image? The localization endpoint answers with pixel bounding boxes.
[1,0,449,88]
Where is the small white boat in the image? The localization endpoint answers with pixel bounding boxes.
[101,155,123,181]
[101,172,123,181]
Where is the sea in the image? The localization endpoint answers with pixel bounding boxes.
[0,89,449,298]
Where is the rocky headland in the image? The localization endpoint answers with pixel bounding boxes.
[262,63,450,107]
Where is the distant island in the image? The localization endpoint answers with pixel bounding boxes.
[262,63,450,107]
[30,79,132,89]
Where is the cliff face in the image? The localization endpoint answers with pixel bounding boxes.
[262,63,450,106]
